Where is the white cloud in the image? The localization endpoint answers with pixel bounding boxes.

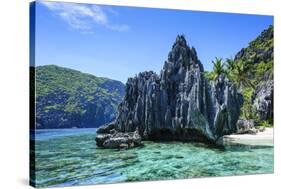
[39,1,129,33]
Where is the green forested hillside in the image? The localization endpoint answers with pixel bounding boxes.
[234,25,273,124]
[35,65,125,129]
[205,25,273,126]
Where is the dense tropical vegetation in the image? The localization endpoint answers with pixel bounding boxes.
[35,65,125,129]
[204,25,273,127]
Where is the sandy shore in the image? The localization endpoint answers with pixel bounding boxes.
[223,128,273,146]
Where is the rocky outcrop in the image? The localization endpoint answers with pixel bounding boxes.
[96,123,142,149]
[96,35,243,148]
[252,80,273,121]
[234,25,273,123]
[236,119,257,134]
[235,25,273,65]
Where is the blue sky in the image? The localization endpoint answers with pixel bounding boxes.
[35,1,273,83]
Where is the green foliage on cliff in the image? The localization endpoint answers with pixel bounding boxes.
[35,65,125,129]
[207,25,273,125]
[234,25,273,122]
[240,87,256,120]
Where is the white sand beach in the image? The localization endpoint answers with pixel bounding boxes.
[223,128,273,146]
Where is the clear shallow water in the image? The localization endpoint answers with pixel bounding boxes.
[32,129,273,187]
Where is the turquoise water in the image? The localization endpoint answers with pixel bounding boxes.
[32,129,273,187]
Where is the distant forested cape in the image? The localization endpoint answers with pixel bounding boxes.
[35,65,125,129]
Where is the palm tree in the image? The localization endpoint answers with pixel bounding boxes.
[211,57,225,80]
[225,58,237,81]
[225,58,236,71]
[232,60,255,89]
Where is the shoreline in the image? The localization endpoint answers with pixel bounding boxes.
[223,128,273,146]
[33,127,274,147]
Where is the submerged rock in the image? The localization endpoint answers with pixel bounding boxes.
[96,35,243,148]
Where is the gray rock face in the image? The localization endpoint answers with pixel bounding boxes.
[96,35,243,147]
[96,127,142,149]
[96,122,116,134]
[236,119,257,134]
[252,80,273,121]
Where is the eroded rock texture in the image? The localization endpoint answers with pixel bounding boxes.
[96,35,243,148]
[253,80,273,121]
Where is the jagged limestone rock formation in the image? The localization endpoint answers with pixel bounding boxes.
[236,119,257,134]
[252,80,273,121]
[96,35,243,148]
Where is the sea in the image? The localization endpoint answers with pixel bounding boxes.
[31,128,273,187]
